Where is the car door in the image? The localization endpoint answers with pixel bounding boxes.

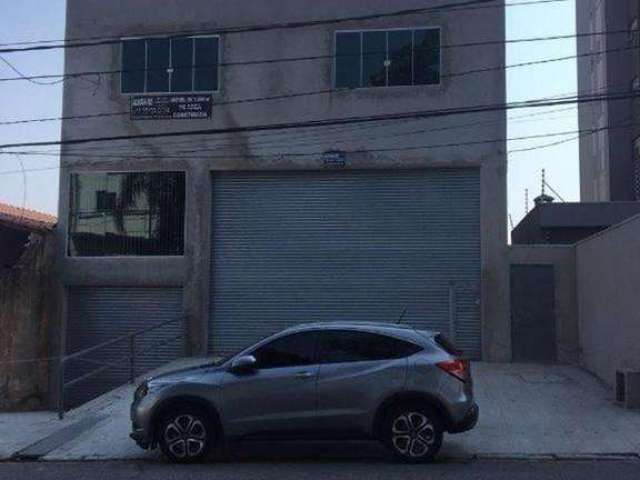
[220,330,320,438]
[316,330,418,436]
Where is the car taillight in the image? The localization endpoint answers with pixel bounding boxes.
[437,359,470,382]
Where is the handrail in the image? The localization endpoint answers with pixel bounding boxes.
[57,316,184,419]
[63,333,185,389]
[63,317,180,362]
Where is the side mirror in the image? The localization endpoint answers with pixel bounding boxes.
[229,355,257,375]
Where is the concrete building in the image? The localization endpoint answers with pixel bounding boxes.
[511,202,640,245]
[55,0,508,403]
[576,0,640,201]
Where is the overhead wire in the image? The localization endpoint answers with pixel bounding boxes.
[0,0,568,54]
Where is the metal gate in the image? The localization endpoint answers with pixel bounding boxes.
[210,169,481,358]
[510,265,557,363]
[66,286,184,406]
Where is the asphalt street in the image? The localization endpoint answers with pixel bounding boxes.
[2,459,640,480]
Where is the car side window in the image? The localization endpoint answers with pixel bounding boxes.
[252,332,318,369]
[318,330,422,364]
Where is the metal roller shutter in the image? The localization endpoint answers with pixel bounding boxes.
[210,169,481,358]
[66,287,184,407]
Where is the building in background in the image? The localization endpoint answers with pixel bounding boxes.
[55,0,508,406]
[511,201,640,244]
[0,203,57,411]
[576,0,640,201]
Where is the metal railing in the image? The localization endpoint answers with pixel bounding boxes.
[57,316,184,419]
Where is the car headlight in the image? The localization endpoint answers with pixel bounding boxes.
[134,382,148,401]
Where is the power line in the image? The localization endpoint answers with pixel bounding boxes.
[0,55,64,85]
[2,119,635,163]
[0,90,634,150]
[0,104,577,169]
[544,179,567,201]
[0,0,568,54]
[0,121,604,178]
[1,29,636,86]
[37,107,576,158]
[0,41,624,128]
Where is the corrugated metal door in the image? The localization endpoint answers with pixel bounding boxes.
[66,287,184,407]
[210,169,481,358]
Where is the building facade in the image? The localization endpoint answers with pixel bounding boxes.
[55,0,509,401]
[577,0,640,201]
[511,202,640,245]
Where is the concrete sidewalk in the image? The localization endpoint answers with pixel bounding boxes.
[2,362,640,462]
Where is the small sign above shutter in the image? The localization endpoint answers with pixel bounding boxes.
[130,94,212,120]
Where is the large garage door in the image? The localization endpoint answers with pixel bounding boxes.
[66,287,184,407]
[210,169,481,358]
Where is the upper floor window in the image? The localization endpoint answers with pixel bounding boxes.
[334,28,440,89]
[121,36,219,94]
[68,172,185,257]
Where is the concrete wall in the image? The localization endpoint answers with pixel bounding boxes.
[57,0,509,361]
[577,214,640,387]
[0,233,57,411]
[509,245,579,364]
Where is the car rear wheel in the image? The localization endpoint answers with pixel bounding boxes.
[158,406,214,463]
[384,405,443,463]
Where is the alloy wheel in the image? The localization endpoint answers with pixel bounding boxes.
[163,414,207,459]
[391,411,436,458]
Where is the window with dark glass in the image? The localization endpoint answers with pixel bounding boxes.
[318,330,422,364]
[68,172,185,257]
[334,28,440,89]
[95,191,116,212]
[252,332,318,369]
[121,39,146,93]
[335,32,361,89]
[121,36,219,94]
[363,31,387,87]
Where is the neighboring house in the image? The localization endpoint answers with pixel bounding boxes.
[576,0,640,201]
[511,202,640,244]
[0,203,57,268]
[56,0,508,404]
[0,203,57,411]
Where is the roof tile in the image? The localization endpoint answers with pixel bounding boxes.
[0,202,57,231]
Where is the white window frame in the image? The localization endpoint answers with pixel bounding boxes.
[332,27,442,90]
[120,35,221,95]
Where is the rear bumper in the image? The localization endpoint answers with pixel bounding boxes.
[448,402,479,434]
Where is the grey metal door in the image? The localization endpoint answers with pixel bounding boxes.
[210,169,481,358]
[510,265,557,363]
[66,286,184,406]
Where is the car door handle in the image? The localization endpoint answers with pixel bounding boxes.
[294,371,314,380]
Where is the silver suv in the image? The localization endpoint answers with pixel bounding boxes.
[130,322,478,463]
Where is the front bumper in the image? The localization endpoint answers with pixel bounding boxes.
[448,402,479,434]
[130,429,151,449]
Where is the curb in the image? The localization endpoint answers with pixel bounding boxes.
[4,452,640,464]
[444,453,640,462]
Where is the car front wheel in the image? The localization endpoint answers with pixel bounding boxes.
[158,406,214,463]
[384,405,443,463]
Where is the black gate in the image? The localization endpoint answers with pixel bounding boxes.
[510,265,557,363]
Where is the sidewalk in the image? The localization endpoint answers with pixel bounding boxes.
[2,362,640,462]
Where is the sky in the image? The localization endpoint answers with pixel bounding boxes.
[0,0,579,226]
